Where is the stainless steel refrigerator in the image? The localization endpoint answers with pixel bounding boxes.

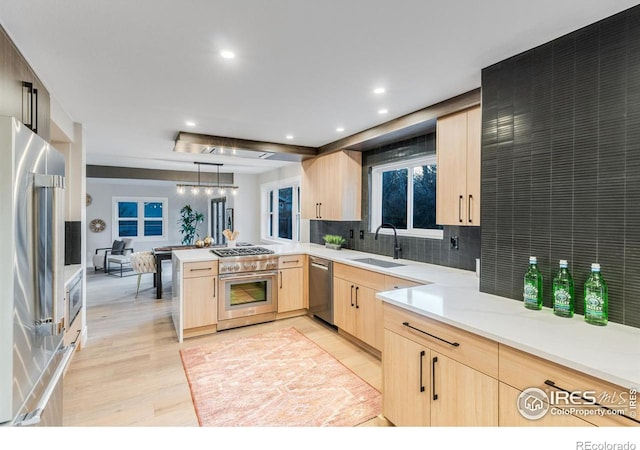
[0,116,75,426]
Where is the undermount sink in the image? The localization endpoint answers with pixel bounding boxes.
[350,257,406,268]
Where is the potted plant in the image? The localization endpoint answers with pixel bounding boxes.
[323,234,346,250]
[178,204,204,245]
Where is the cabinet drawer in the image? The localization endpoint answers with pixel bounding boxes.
[384,303,498,378]
[384,275,424,291]
[183,261,218,278]
[334,262,385,291]
[499,345,638,426]
[498,382,593,427]
[278,254,304,269]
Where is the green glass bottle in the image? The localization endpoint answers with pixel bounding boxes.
[553,260,574,318]
[584,263,608,326]
[523,256,543,310]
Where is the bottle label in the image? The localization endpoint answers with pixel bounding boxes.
[554,289,572,311]
[585,292,603,316]
[523,284,538,306]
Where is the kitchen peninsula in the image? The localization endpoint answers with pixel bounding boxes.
[170,243,639,426]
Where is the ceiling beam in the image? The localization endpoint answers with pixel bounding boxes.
[318,88,481,154]
[87,165,234,184]
[174,132,318,161]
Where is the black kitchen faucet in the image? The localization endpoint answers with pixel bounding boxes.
[374,223,401,260]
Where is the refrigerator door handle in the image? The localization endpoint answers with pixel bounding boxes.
[34,174,66,336]
[16,331,79,426]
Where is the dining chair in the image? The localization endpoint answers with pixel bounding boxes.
[129,251,157,298]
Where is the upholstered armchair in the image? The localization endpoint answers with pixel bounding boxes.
[129,252,157,298]
[92,238,134,274]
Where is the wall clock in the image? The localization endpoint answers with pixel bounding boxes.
[89,218,106,233]
[86,194,92,206]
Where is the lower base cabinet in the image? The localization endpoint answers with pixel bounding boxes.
[278,266,304,313]
[183,274,217,329]
[383,329,498,426]
[498,382,593,427]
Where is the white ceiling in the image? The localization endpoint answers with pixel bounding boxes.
[0,0,637,174]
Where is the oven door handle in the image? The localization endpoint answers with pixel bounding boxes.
[218,271,279,281]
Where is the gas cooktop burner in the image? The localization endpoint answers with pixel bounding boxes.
[210,246,275,258]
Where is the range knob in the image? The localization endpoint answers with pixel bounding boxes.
[234,263,241,271]
[220,265,226,272]
[251,262,257,270]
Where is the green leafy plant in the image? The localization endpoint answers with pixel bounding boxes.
[178,204,204,245]
[323,234,346,246]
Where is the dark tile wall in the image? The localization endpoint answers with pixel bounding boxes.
[310,134,481,272]
[480,5,640,327]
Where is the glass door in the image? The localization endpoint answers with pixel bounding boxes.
[210,197,226,244]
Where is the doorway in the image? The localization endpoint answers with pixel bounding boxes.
[210,197,226,245]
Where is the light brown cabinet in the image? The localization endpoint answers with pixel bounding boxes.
[182,261,218,333]
[277,255,306,314]
[382,303,499,426]
[499,344,638,427]
[301,150,362,221]
[333,263,385,351]
[436,105,481,226]
[0,26,50,141]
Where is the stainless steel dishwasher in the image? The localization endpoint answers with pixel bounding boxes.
[308,256,333,325]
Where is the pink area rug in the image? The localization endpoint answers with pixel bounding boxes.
[179,327,381,426]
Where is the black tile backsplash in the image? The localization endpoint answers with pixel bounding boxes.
[310,134,481,272]
[480,4,640,327]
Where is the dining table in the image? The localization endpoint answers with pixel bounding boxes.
[152,245,198,299]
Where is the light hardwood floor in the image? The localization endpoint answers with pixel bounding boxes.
[63,269,387,426]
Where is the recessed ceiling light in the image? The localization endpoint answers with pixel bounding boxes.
[336,127,345,132]
[220,50,236,59]
[373,87,385,94]
[285,135,294,140]
[378,108,388,114]
[185,121,196,127]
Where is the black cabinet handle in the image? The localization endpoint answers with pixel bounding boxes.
[315,203,319,219]
[355,286,359,308]
[350,285,354,307]
[402,321,460,347]
[213,277,216,298]
[432,357,438,400]
[318,202,322,219]
[279,271,283,289]
[458,195,463,223]
[33,87,38,134]
[468,194,473,223]
[544,380,640,424]
[419,350,426,392]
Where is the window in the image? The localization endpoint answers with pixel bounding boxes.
[261,178,301,242]
[112,197,168,241]
[370,156,442,239]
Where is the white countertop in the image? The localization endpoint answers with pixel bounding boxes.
[63,264,83,286]
[172,243,640,389]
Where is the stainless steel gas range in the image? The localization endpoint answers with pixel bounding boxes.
[211,246,279,331]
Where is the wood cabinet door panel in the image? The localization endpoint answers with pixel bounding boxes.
[278,267,304,313]
[333,277,356,335]
[430,351,498,426]
[183,276,216,328]
[436,111,468,225]
[498,382,593,427]
[383,329,430,426]
[466,106,481,225]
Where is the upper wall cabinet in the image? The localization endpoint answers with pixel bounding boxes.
[0,26,50,141]
[301,150,362,221]
[436,106,481,226]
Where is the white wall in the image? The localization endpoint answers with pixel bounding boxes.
[257,163,309,243]
[232,173,260,244]
[86,176,263,266]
